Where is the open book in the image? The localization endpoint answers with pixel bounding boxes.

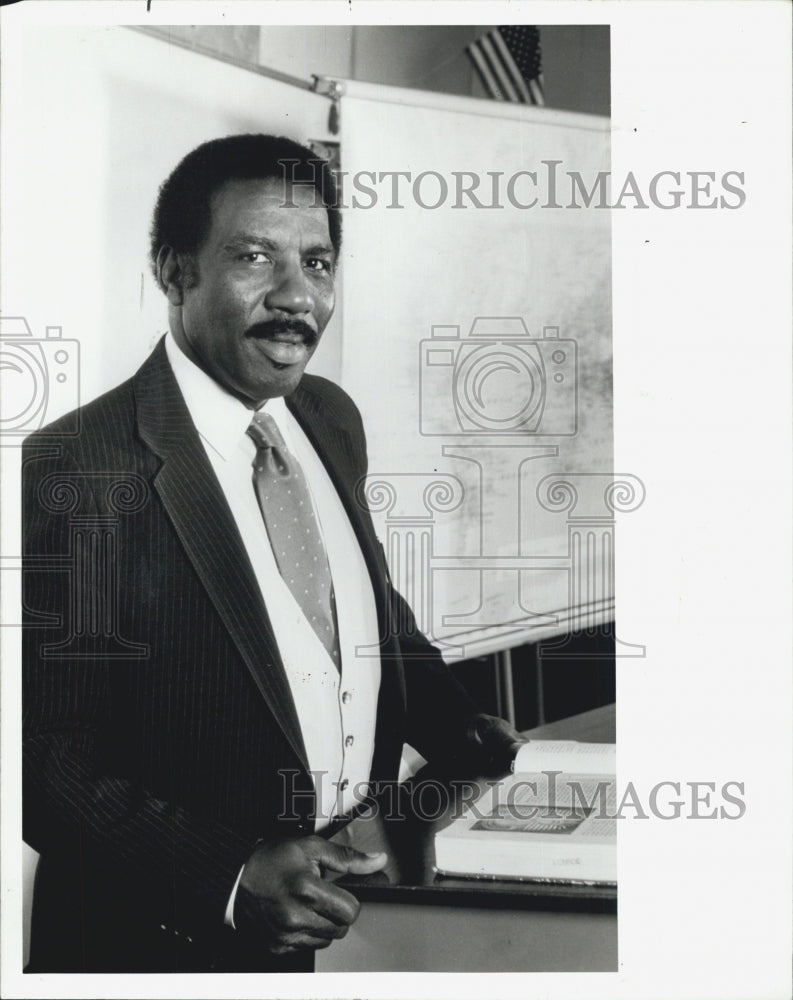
[434,740,616,884]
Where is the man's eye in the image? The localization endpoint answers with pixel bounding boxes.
[306,258,333,274]
[242,252,269,264]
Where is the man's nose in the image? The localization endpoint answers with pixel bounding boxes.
[263,260,315,315]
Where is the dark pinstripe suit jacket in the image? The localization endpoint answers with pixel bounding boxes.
[22,339,478,972]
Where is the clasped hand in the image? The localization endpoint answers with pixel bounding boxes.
[234,836,387,954]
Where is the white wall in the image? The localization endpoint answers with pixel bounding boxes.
[259,24,354,81]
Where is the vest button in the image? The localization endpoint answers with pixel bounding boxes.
[345,734,354,748]
[341,690,352,704]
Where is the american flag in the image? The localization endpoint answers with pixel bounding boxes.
[466,26,545,106]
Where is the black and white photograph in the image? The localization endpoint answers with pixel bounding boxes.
[0,3,790,998]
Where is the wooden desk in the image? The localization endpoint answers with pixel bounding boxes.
[317,704,616,972]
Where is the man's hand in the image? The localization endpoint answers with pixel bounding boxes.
[466,713,527,776]
[233,837,387,954]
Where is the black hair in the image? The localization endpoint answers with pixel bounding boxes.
[149,133,341,281]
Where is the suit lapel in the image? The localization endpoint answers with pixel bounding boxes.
[133,341,308,770]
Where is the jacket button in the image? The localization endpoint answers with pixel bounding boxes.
[341,691,352,704]
[345,735,354,747]
[339,778,349,792]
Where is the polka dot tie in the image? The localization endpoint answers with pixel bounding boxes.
[247,411,341,670]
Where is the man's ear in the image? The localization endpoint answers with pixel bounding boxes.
[156,246,188,306]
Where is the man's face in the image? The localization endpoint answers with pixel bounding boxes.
[171,177,336,406]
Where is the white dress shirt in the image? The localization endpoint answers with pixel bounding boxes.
[164,335,381,924]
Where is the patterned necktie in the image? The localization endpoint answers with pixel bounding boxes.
[247,410,341,669]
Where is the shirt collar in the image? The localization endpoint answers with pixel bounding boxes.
[164,333,291,460]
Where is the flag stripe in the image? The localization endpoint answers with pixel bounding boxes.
[490,28,533,103]
[480,33,521,103]
[466,42,505,101]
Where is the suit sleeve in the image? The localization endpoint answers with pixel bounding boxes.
[390,587,484,768]
[22,441,259,937]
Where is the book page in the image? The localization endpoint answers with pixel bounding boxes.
[513,740,615,776]
[472,773,616,843]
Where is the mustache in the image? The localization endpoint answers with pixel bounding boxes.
[244,319,318,346]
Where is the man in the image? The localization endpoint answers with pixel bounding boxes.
[23,134,519,973]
